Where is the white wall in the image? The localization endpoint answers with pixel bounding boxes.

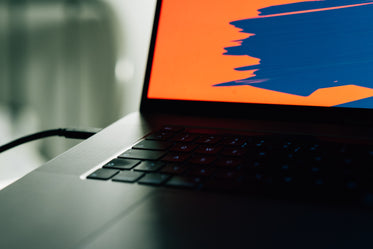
[0,0,156,189]
[106,0,156,115]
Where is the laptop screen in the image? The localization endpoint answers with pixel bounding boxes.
[146,0,373,109]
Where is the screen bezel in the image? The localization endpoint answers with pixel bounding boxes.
[140,0,373,125]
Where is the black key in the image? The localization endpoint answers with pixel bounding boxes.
[138,173,171,185]
[215,157,242,168]
[134,161,165,172]
[160,164,187,175]
[189,155,216,165]
[222,136,247,146]
[87,168,119,180]
[170,143,198,152]
[251,173,273,187]
[119,149,166,160]
[221,147,247,157]
[277,175,297,187]
[196,135,221,144]
[133,140,172,150]
[146,131,174,141]
[195,145,222,154]
[162,152,190,162]
[166,176,201,188]
[344,179,359,192]
[172,133,199,142]
[103,158,141,170]
[112,171,144,183]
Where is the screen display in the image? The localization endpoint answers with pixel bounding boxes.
[147,0,373,108]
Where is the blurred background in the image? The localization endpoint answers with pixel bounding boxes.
[0,0,156,189]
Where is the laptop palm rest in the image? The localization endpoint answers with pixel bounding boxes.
[82,189,373,249]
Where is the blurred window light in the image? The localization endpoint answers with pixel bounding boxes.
[115,58,135,84]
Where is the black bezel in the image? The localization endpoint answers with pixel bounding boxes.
[140,0,373,125]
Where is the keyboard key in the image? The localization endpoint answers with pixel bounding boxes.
[196,135,221,144]
[189,155,216,165]
[133,140,172,150]
[87,168,119,180]
[103,158,141,170]
[215,158,242,168]
[112,171,144,183]
[170,143,198,152]
[344,180,359,191]
[138,173,170,185]
[222,136,247,146]
[134,161,165,172]
[166,176,201,188]
[221,147,247,157]
[162,152,190,162]
[119,149,166,160]
[195,145,222,154]
[160,164,187,174]
[278,175,296,186]
[172,133,199,142]
[146,131,175,141]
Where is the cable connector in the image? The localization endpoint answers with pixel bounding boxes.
[0,128,102,154]
[61,128,102,139]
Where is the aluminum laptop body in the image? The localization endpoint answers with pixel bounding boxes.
[2,0,373,248]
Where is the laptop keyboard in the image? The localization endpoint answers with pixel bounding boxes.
[87,125,373,206]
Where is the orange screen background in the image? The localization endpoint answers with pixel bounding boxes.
[147,0,373,107]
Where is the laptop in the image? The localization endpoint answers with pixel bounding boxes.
[2,0,373,248]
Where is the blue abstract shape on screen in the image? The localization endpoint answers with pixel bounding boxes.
[335,96,373,108]
[214,0,373,98]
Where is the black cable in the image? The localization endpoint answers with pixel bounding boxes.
[0,128,101,154]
